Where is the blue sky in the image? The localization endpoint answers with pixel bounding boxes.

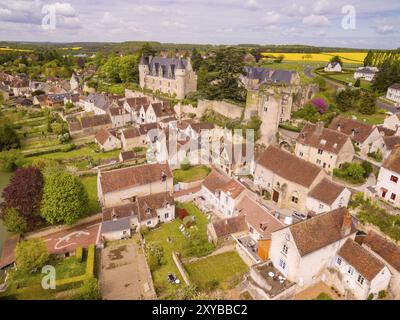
[0,0,399,49]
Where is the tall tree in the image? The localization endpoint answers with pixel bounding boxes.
[0,124,20,151]
[330,55,343,66]
[139,42,157,58]
[41,171,88,225]
[1,167,44,226]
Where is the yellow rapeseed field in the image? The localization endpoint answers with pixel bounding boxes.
[0,48,32,52]
[262,52,367,63]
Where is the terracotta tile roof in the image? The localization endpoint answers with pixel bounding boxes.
[120,151,136,161]
[211,215,248,239]
[257,145,323,188]
[122,127,141,139]
[0,235,20,269]
[383,136,400,151]
[151,102,176,118]
[308,178,346,206]
[109,106,128,116]
[338,239,385,281]
[103,203,138,221]
[173,186,201,199]
[288,207,357,256]
[80,114,111,129]
[357,231,400,273]
[137,192,174,222]
[328,116,375,144]
[297,123,351,155]
[138,123,158,135]
[220,179,245,199]
[237,196,284,239]
[382,147,400,174]
[377,126,396,137]
[69,120,82,132]
[95,128,116,146]
[190,122,215,133]
[202,170,231,194]
[125,97,149,110]
[99,163,172,194]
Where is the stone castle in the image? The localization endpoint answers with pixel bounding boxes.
[139,56,197,100]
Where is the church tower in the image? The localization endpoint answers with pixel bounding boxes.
[175,57,186,100]
[139,55,149,89]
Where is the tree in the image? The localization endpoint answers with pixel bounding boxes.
[191,48,203,71]
[15,239,49,272]
[146,243,164,270]
[330,55,343,67]
[359,92,377,115]
[354,78,361,87]
[1,167,44,221]
[2,207,27,234]
[31,90,45,97]
[119,55,139,83]
[41,171,89,225]
[335,88,360,112]
[0,149,25,172]
[138,42,157,58]
[250,48,263,63]
[313,77,326,91]
[0,124,20,151]
[77,277,102,300]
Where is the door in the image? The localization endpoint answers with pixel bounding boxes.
[273,190,280,203]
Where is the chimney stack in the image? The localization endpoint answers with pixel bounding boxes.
[341,210,352,237]
[315,121,324,136]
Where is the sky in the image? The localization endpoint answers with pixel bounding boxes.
[0,0,399,49]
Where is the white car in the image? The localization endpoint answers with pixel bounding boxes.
[292,211,307,221]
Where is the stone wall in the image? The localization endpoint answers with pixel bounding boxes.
[174,99,243,120]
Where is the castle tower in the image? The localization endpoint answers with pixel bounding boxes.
[175,57,186,100]
[139,55,149,89]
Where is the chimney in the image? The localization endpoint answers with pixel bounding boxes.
[351,129,356,137]
[341,210,352,237]
[337,124,341,132]
[315,121,324,136]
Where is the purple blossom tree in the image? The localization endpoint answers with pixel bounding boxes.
[311,97,328,114]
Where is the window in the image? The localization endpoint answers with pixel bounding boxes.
[147,220,152,225]
[164,213,169,219]
[282,244,288,255]
[391,193,397,201]
[291,196,299,204]
[337,257,342,266]
[357,275,364,285]
[348,266,354,276]
[279,258,286,270]
[249,227,254,234]
[318,149,323,155]
[299,151,304,157]
[316,159,321,165]
[390,175,398,183]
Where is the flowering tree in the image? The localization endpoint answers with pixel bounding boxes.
[311,97,328,114]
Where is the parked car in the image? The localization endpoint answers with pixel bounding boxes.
[292,211,307,221]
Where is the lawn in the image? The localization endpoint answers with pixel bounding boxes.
[173,165,211,184]
[80,175,101,215]
[0,255,87,300]
[325,72,372,90]
[315,293,333,300]
[185,251,248,291]
[143,202,214,298]
[341,110,386,125]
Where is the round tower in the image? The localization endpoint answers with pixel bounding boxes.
[139,55,149,89]
[175,57,186,100]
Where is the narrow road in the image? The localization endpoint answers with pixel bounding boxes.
[304,66,316,79]
[376,98,398,114]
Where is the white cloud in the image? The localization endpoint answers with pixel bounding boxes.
[286,4,306,16]
[161,21,186,29]
[53,2,77,17]
[302,14,330,26]
[375,24,395,34]
[245,0,259,9]
[264,11,280,25]
[313,0,331,14]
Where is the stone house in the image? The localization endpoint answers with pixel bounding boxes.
[138,102,176,124]
[98,163,173,208]
[328,238,391,300]
[123,96,150,123]
[79,93,110,115]
[94,128,121,151]
[207,215,248,245]
[68,114,112,138]
[254,145,327,213]
[269,207,357,288]
[108,106,131,128]
[295,122,355,174]
[305,178,351,215]
[139,56,197,100]
[121,127,143,151]
[329,116,382,156]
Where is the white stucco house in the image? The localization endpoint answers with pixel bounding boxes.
[353,67,378,82]
[94,128,121,152]
[324,62,342,73]
[383,112,400,131]
[386,84,400,104]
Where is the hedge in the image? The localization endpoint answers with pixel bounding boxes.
[24,143,76,158]
[75,247,83,262]
[55,244,95,289]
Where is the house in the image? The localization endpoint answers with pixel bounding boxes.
[68,114,112,138]
[94,128,121,151]
[63,93,80,105]
[101,192,175,241]
[79,93,110,114]
[235,195,284,261]
[70,72,80,91]
[121,127,142,150]
[15,96,33,107]
[383,112,400,131]
[356,231,400,297]
[328,116,382,156]
[108,106,131,128]
[138,102,176,124]
[324,62,342,72]
[123,96,150,123]
[139,56,197,100]
[354,67,378,82]
[254,145,327,213]
[46,93,71,108]
[329,238,391,300]
[201,170,246,217]
[207,215,248,245]
[295,122,355,173]
[119,150,136,162]
[215,142,253,177]
[98,163,173,207]
[386,84,400,104]
[177,120,215,141]
[242,66,300,90]
[269,207,357,288]
[374,147,400,207]
[306,178,351,215]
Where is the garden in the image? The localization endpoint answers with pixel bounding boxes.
[333,161,373,185]
[173,165,211,184]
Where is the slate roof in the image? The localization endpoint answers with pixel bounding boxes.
[244,66,296,85]
[389,83,400,90]
[101,216,131,234]
[257,145,323,188]
[147,57,188,79]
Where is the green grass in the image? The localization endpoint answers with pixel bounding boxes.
[315,293,333,300]
[185,251,248,291]
[0,255,87,300]
[173,165,211,184]
[143,202,214,298]
[80,175,100,215]
[341,110,386,125]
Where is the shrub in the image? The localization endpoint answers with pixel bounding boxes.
[333,162,366,184]
[178,208,189,220]
[15,239,49,272]
[2,208,27,234]
[378,290,387,299]
[367,150,383,162]
[0,149,26,172]
[361,161,373,178]
[140,226,150,237]
[311,97,328,114]
[85,245,95,277]
[77,277,102,300]
[180,162,191,171]
[146,243,164,271]
[205,279,219,292]
[367,293,374,300]
[76,247,83,262]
